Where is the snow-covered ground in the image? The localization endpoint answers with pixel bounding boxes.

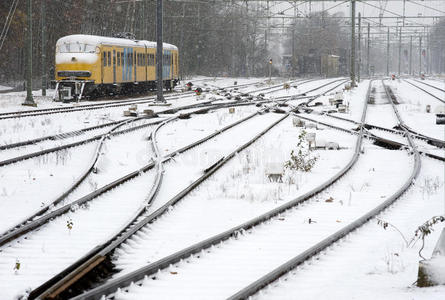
[0,77,443,300]
[388,79,445,140]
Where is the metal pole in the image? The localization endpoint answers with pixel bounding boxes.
[398,27,402,76]
[419,36,422,77]
[409,35,412,75]
[156,0,164,102]
[291,28,295,77]
[41,0,46,97]
[358,12,361,82]
[426,31,432,74]
[23,0,35,106]
[367,23,370,76]
[292,0,296,77]
[386,27,390,76]
[403,0,406,26]
[350,0,356,86]
[142,0,146,39]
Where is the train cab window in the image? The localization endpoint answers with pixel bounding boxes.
[103,52,106,66]
[117,52,120,66]
[107,51,111,66]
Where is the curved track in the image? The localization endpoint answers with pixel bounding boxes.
[71,80,421,300]
[0,78,351,299]
[225,79,421,299]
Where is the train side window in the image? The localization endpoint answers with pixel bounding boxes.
[121,52,124,65]
[108,51,111,66]
[103,51,106,66]
[113,51,116,66]
[117,52,120,66]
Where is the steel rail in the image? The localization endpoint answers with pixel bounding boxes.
[0,116,163,239]
[0,101,267,249]
[0,79,264,120]
[0,98,155,120]
[226,80,422,300]
[69,82,368,300]
[403,79,445,104]
[412,79,445,93]
[21,79,351,299]
[27,105,279,300]
[0,100,231,168]
[0,117,162,167]
[0,88,199,119]
[273,79,349,103]
[296,114,444,162]
[324,113,445,148]
[0,119,123,151]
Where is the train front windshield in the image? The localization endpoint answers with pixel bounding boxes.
[57,42,96,53]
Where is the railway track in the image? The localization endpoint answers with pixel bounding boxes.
[411,78,445,93]
[402,79,445,104]
[1,103,279,299]
[0,78,344,167]
[0,79,261,121]
[0,78,350,298]
[297,113,444,162]
[0,101,271,245]
[70,79,421,300]
[0,79,339,236]
[0,116,164,239]
[223,79,421,299]
[15,107,283,300]
[39,81,361,300]
[0,102,237,238]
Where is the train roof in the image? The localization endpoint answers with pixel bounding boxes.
[56,34,178,50]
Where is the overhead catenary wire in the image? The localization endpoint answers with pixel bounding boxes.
[0,0,19,52]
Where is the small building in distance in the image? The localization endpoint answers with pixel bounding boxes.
[321,54,340,77]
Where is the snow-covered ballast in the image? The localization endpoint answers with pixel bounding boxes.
[53,34,179,101]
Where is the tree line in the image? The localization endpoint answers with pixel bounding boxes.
[1,1,442,86]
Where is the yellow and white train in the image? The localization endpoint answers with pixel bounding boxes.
[54,34,179,101]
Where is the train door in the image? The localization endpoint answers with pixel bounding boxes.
[101,48,104,84]
[134,50,137,82]
[113,49,116,83]
[171,52,174,78]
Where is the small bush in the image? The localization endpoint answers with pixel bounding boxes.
[284,130,318,172]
